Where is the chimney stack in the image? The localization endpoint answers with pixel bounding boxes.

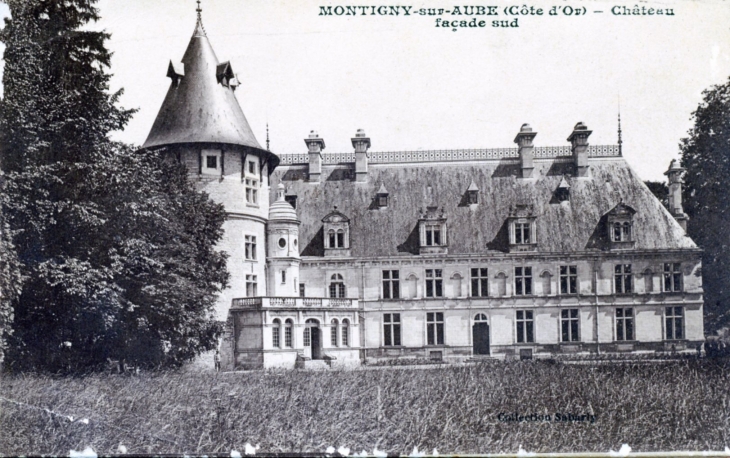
[664,159,689,232]
[352,129,371,183]
[304,130,325,183]
[567,122,592,178]
[514,123,537,179]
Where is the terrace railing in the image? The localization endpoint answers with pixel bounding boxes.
[231,296,358,309]
[277,145,620,165]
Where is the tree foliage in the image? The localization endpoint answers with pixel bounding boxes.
[644,181,669,210]
[0,0,229,372]
[680,75,730,332]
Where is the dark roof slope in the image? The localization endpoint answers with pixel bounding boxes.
[143,18,264,151]
[271,157,696,258]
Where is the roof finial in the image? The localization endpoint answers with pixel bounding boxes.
[617,97,623,156]
[266,123,270,151]
[196,0,202,17]
[193,0,206,37]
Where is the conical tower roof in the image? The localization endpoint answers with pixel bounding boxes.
[143,12,270,158]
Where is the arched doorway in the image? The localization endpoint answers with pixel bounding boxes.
[303,318,322,359]
[472,313,490,355]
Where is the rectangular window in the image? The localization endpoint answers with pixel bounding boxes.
[272,325,280,348]
[516,310,534,343]
[616,308,634,341]
[665,306,684,340]
[427,312,444,345]
[246,274,257,297]
[382,270,400,299]
[663,263,682,292]
[515,222,531,244]
[470,268,489,297]
[342,323,349,347]
[244,235,256,261]
[425,225,441,246]
[299,283,305,298]
[331,325,338,347]
[303,328,311,347]
[560,265,578,295]
[383,313,401,346]
[245,178,259,204]
[247,160,258,176]
[281,270,286,284]
[206,155,218,169]
[514,266,532,296]
[284,323,292,347]
[561,308,580,342]
[425,269,443,298]
[615,264,632,293]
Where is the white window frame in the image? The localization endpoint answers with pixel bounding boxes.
[202,149,221,175]
[615,307,634,341]
[244,235,256,261]
[559,265,578,295]
[383,313,401,346]
[663,263,682,293]
[516,310,534,343]
[560,308,580,342]
[665,306,684,340]
[246,274,257,297]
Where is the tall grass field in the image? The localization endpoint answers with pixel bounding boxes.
[1,360,729,455]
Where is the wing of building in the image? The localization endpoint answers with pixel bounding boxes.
[143,9,703,371]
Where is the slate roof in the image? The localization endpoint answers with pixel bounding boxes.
[143,17,266,154]
[270,157,696,258]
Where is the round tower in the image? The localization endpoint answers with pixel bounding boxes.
[267,184,301,297]
[142,6,278,319]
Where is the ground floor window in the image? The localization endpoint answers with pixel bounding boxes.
[383,313,401,346]
[665,306,684,340]
[284,319,293,347]
[272,319,281,348]
[342,319,350,347]
[427,312,444,345]
[331,319,339,347]
[616,307,634,341]
[516,310,534,343]
[561,308,579,342]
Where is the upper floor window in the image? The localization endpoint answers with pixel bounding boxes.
[615,264,632,293]
[382,270,400,299]
[329,273,345,298]
[559,265,577,295]
[665,306,684,340]
[383,313,401,346]
[281,270,286,284]
[560,308,580,342]
[516,310,534,343]
[471,268,489,297]
[244,235,257,261]
[426,312,444,345]
[299,283,306,298]
[244,158,259,204]
[466,180,479,205]
[514,266,532,296]
[425,269,443,298]
[616,308,634,341]
[246,274,258,297]
[663,263,682,292]
[202,149,221,176]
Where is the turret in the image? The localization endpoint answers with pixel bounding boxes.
[267,184,301,297]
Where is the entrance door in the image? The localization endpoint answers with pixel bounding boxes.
[473,314,490,355]
[304,318,321,360]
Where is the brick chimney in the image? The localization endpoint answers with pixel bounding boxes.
[304,130,325,183]
[514,123,537,179]
[664,159,689,232]
[352,129,371,183]
[567,122,592,178]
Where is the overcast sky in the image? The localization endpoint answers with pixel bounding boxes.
[2,0,730,181]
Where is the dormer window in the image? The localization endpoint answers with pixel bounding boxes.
[323,207,351,257]
[466,180,479,205]
[556,176,570,202]
[419,207,448,255]
[202,149,221,176]
[376,183,389,208]
[507,204,537,252]
[606,202,636,250]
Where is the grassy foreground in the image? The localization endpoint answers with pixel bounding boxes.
[1,360,730,455]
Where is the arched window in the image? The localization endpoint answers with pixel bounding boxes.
[342,319,350,347]
[328,229,336,248]
[272,318,281,348]
[474,313,488,322]
[331,318,339,346]
[284,319,293,348]
[330,274,345,298]
[336,229,345,248]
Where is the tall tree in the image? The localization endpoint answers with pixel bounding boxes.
[0,0,229,372]
[680,75,730,332]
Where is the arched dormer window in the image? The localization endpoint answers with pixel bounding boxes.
[329,274,346,298]
[322,207,351,257]
[606,201,636,250]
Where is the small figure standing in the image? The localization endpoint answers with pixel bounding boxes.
[214,349,221,372]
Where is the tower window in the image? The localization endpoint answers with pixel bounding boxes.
[206,155,217,169]
[246,274,258,297]
[278,238,286,248]
[244,235,257,261]
[245,159,260,204]
[426,312,444,345]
